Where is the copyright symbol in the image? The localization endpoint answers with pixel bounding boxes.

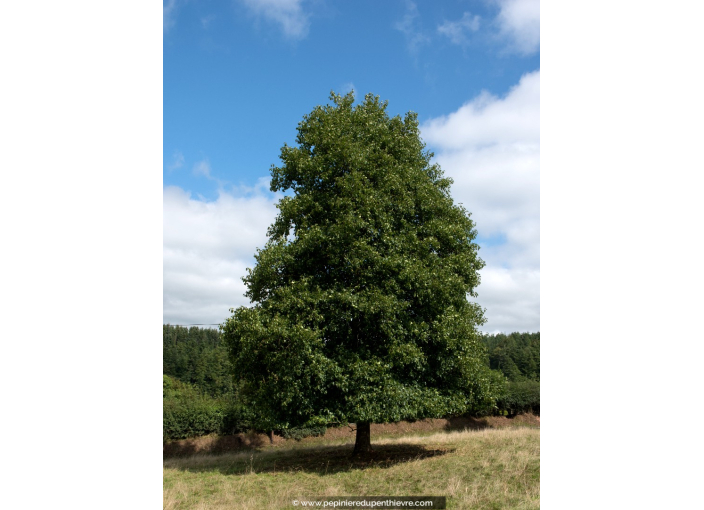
[293,501,299,506]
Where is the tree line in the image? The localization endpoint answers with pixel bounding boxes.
[163,324,539,441]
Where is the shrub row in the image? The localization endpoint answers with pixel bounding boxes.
[164,401,329,442]
[163,375,327,442]
[164,374,539,441]
[277,426,327,441]
[495,380,540,416]
[163,397,229,440]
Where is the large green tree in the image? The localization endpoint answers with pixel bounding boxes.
[222,92,502,454]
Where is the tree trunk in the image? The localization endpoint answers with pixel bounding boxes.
[353,422,372,455]
[267,430,274,444]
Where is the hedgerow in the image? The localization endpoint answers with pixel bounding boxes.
[495,380,540,416]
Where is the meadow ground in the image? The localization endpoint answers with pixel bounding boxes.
[164,415,539,510]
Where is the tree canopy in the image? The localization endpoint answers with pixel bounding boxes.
[484,332,540,382]
[221,92,502,452]
[163,324,234,397]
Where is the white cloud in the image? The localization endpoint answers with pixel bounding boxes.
[421,70,540,333]
[394,1,431,53]
[193,159,212,178]
[201,14,216,30]
[422,71,539,150]
[493,0,540,55]
[340,82,356,95]
[167,151,184,171]
[438,12,481,46]
[475,267,540,333]
[164,73,540,333]
[163,185,281,326]
[163,0,179,33]
[240,0,311,40]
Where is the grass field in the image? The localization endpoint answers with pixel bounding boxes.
[164,421,539,510]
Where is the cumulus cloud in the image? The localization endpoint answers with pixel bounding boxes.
[163,73,539,333]
[421,70,540,333]
[422,71,539,151]
[240,0,311,40]
[163,184,281,326]
[493,0,540,55]
[398,2,538,57]
[476,267,540,333]
[437,12,481,46]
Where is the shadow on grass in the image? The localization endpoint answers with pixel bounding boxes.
[164,434,267,458]
[444,413,541,433]
[166,443,454,476]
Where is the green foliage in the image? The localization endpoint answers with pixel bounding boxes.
[278,426,327,441]
[163,372,330,441]
[163,375,223,440]
[163,325,234,397]
[223,91,500,431]
[163,398,225,441]
[483,332,540,382]
[495,380,540,416]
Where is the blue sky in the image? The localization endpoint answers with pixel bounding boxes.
[163,0,540,332]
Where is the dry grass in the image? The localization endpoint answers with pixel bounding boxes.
[164,424,539,510]
[164,414,540,458]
